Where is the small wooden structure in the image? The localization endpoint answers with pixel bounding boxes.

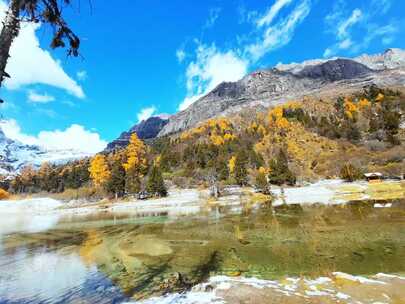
[364,172,383,183]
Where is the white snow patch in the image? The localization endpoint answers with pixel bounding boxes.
[333,272,387,285]
[272,180,346,206]
[336,292,351,299]
[0,198,62,213]
[374,203,392,208]
[374,273,405,280]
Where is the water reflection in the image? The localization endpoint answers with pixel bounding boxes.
[0,247,126,303]
[0,197,404,302]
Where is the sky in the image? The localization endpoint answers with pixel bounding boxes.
[0,0,404,153]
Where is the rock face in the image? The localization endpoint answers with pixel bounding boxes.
[0,128,92,175]
[106,116,169,151]
[297,59,373,82]
[158,49,405,137]
[356,48,405,70]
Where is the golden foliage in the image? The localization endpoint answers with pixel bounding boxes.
[228,156,237,174]
[344,98,358,119]
[123,133,147,174]
[20,165,36,184]
[210,134,225,146]
[89,154,111,188]
[154,155,162,166]
[375,93,385,102]
[268,105,291,130]
[255,120,341,179]
[180,117,236,144]
[269,106,284,120]
[359,98,371,108]
[258,166,269,175]
[224,133,237,141]
[0,188,10,200]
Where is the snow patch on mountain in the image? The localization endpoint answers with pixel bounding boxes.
[276,48,405,73]
[0,128,92,175]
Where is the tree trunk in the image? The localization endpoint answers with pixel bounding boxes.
[0,0,21,87]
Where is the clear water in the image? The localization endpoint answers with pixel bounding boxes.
[0,198,404,303]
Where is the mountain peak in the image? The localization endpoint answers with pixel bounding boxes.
[157,48,405,137]
[106,116,169,152]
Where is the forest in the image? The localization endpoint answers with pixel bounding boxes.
[2,85,404,200]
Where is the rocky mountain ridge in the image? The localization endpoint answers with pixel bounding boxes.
[158,48,405,137]
[106,116,169,151]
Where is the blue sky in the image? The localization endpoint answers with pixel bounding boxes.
[0,0,404,152]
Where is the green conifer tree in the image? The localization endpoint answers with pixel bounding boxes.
[268,150,296,186]
[234,150,248,186]
[146,165,168,197]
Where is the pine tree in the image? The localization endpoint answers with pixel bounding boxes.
[234,150,248,186]
[106,159,126,197]
[268,150,296,186]
[146,165,167,197]
[89,154,111,190]
[38,162,53,192]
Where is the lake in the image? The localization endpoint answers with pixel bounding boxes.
[0,197,404,303]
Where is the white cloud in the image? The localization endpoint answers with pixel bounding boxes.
[246,0,311,62]
[337,9,362,39]
[0,1,85,98]
[0,119,106,153]
[176,49,186,63]
[137,106,156,122]
[0,119,38,146]
[324,0,397,58]
[76,70,87,81]
[338,38,352,50]
[179,43,248,111]
[178,0,311,110]
[27,90,55,103]
[256,0,293,27]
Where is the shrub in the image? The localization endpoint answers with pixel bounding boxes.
[254,169,270,194]
[339,163,363,182]
[0,188,10,200]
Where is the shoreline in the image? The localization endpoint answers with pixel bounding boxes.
[0,179,404,218]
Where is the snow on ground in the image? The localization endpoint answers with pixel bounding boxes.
[131,272,405,304]
[0,198,63,214]
[109,189,201,217]
[272,179,404,206]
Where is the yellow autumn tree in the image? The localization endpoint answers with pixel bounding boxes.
[228,156,237,175]
[359,98,371,108]
[344,97,358,120]
[0,188,10,200]
[89,154,111,189]
[375,93,384,102]
[123,133,148,193]
[268,106,290,130]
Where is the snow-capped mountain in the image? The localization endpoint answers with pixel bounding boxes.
[276,48,405,73]
[0,128,92,175]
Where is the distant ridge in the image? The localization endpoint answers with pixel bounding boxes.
[157,48,405,136]
[105,116,169,151]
